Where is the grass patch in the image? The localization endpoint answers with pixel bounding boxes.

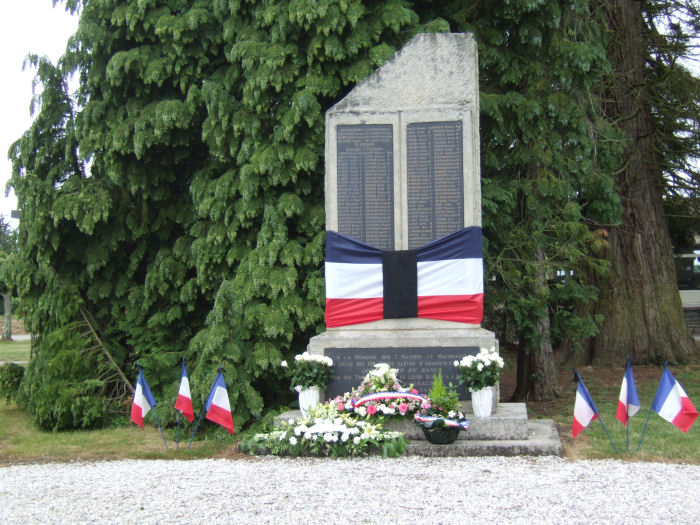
[0,402,244,464]
[0,340,31,362]
[524,363,700,463]
[1,358,697,464]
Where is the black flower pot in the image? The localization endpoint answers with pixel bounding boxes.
[421,426,461,444]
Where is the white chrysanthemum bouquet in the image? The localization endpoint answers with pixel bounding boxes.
[281,352,333,391]
[455,347,504,392]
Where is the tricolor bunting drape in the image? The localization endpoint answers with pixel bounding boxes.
[324,227,484,327]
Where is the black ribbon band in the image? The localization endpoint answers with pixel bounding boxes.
[382,249,418,319]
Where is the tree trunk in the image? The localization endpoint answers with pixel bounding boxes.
[511,249,559,401]
[530,248,558,399]
[532,305,558,400]
[1,292,11,341]
[510,334,531,402]
[590,0,695,364]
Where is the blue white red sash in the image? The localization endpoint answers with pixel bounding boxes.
[325,227,484,327]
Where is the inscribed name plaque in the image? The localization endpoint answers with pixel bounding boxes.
[406,121,464,248]
[324,346,478,399]
[336,124,394,250]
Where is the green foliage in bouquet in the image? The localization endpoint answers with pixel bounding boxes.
[421,370,461,419]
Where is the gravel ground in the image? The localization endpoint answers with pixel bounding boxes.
[1,456,698,524]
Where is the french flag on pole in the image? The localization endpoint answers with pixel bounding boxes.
[572,373,599,438]
[174,360,194,423]
[616,359,640,425]
[651,367,698,433]
[324,227,483,327]
[204,369,234,435]
[130,369,157,429]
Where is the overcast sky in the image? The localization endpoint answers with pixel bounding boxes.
[0,1,78,227]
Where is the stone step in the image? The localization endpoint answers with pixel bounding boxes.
[274,406,561,457]
[385,402,529,441]
[404,420,562,457]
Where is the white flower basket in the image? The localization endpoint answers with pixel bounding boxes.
[298,386,322,417]
[470,386,493,418]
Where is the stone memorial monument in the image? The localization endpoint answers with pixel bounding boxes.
[309,33,498,401]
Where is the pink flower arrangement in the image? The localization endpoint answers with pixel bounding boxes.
[331,363,424,419]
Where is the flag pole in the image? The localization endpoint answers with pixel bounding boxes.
[176,357,184,450]
[625,401,630,452]
[637,361,668,452]
[625,356,630,452]
[176,412,181,450]
[599,412,618,454]
[637,406,654,452]
[153,409,169,450]
[187,409,206,450]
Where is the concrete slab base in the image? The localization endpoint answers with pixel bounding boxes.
[404,420,562,457]
[275,403,562,457]
[386,402,529,441]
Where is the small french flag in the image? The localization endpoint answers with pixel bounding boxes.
[204,369,234,435]
[651,367,698,433]
[572,374,599,438]
[616,359,640,426]
[130,369,157,429]
[174,360,194,423]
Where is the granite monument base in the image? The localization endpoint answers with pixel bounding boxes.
[307,318,499,406]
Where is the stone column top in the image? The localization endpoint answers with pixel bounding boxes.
[329,33,478,115]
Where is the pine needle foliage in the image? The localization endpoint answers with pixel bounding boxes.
[418,1,625,382]
[10,0,437,430]
[17,320,129,431]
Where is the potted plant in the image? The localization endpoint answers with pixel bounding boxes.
[455,347,504,417]
[414,370,469,444]
[281,352,333,416]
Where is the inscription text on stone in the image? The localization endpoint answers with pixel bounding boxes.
[324,346,478,399]
[336,124,394,250]
[406,121,463,248]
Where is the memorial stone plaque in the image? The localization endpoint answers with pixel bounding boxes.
[406,121,463,248]
[311,34,498,403]
[336,124,394,250]
[324,346,478,399]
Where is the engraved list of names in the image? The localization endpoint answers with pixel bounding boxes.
[406,121,464,248]
[336,124,394,250]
